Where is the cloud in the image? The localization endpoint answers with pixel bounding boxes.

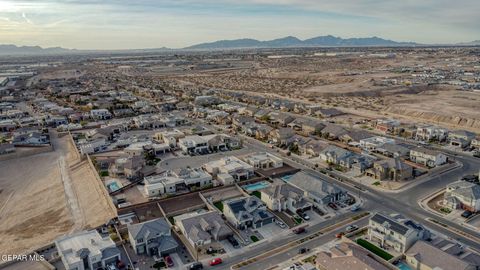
[0,0,478,49]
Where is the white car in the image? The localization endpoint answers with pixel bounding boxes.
[345,225,359,233]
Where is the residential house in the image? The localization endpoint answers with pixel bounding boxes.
[359,136,395,151]
[303,141,329,157]
[175,211,233,248]
[242,106,259,117]
[444,181,480,212]
[472,137,480,149]
[143,168,212,197]
[154,129,185,147]
[340,130,375,145]
[232,115,255,130]
[204,156,254,181]
[368,213,430,253]
[178,135,208,155]
[255,124,273,141]
[288,171,348,206]
[109,155,145,179]
[365,158,413,181]
[405,240,479,270]
[254,109,271,122]
[55,230,121,270]
[268,127,295,146]
[315,108,345,118]
[223,196,274,230]
[315,242,391,270]
[90,109,112,120]
[127,218,178,256]
[268,112,295,127]
[376,143,411,158]
[260,183,312,213]
[448,130,476,148]
[301,120,325,136]
[374,119,400,134]
[319,145,354,167]
[78,138,107,155]
[242,152,283,170]
[409,147,447,168]
[416,125,449,142]
[12,131,49,145]
[320,124,348,140]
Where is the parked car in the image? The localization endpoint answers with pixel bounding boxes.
[461,210,473,218]
[299,247,310,254]
[293,227,306,234]
[328,202,338,210]
[188,262,204,270]
[335,232,345,238]
[346,225,359,233]
[164,256,174,267]
[350,205,360,212]
[227,235,239,248]
[210,258,223,266]
[275,220,287,228]
[302,213,310,220]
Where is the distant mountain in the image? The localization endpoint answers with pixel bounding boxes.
[0,44,76,55]
[185,35,418,49]
[456,40,480,46]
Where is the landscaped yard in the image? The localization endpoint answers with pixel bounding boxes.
[250,235,259,242]
[214,201,224,212]
[252,190,261,199]
[356,239,393,260]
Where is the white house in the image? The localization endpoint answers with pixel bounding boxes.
[55,230,121,270]
[368,213,430,253]
[409,147,447,167]
[242,152,283,170]
[90,109,112,120]
[204,156,254,181]
[444,181,480,213]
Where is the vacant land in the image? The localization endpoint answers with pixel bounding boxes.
[0,132,115,255]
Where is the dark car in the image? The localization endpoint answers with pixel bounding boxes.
[298,247,309,254]
[461,210,473,218]
[188,262,204,270]
[293,227,306,234]
[227,235,239,248]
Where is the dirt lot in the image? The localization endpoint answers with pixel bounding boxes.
[0,132,115,255]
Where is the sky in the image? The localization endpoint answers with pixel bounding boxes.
[0,0,479,50]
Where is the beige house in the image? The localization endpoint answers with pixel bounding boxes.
[365,158,413,181]
[405,240,478,270]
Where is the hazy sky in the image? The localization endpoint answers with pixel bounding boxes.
[0,0,479,50]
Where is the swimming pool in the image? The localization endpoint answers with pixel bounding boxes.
[108,182,121,192]
[281,174,293,181]
[396,262,413,270]
[242,181,270,192]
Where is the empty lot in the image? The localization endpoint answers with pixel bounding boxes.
[0,132,115,255]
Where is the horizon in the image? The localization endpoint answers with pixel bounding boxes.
[0,0,479,50]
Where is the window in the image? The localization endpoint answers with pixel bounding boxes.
[137,238,143,243]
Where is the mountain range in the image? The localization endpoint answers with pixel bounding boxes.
[184,35,418,49]
[1,35,479,55]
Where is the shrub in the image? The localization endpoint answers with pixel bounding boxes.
[356,239,393,260]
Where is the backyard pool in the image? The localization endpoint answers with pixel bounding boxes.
[243,181,270,192]
[281,174,293,181]
[107,182,121,192]
[396,262,413,270]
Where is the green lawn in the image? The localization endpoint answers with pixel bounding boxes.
[252,191,261,199]
[214,201,224,212]
[356,239,393,260]
[250,235,259,242]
